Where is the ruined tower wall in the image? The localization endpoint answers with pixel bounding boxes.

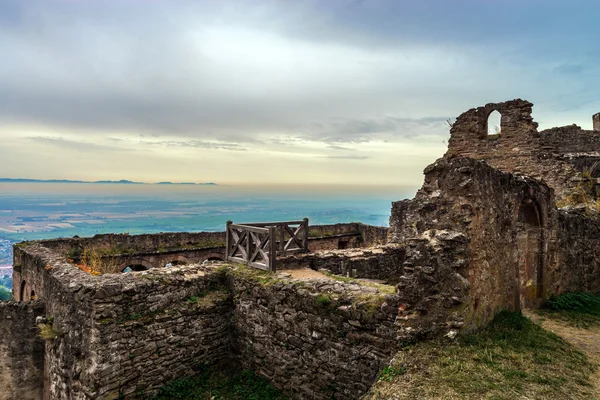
[389,157,559,329]
[0,301,45,400]
[445,99,539,170]
[389,157,600,331]
[445,99,600,199]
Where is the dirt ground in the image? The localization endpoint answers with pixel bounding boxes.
[525,310,600,397]
[277,268,331,280]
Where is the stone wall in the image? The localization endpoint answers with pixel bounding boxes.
[0,301,45,400]
[14,224,385,276]
[13,237,403,400]
[86,265,232,399]
[14,242,234,400]
[389,157,558,332]
[278,245,405,282]
[37,232,227,255]
[388,156,600,336]
[17,243,99,400]
[554,210,600,295]
[307,223,388,251]
[230,269,400,400]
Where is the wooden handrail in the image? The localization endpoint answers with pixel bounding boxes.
[225,218,309,271]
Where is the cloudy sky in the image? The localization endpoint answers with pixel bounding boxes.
[1,0,599,186]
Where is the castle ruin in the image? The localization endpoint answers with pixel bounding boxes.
[2,99,600,400]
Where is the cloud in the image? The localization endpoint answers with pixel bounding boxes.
[139,139,248,152]
[327,145,355,151]
[317,155,369,160]
[1,0,600,183]
[26,136,130,152]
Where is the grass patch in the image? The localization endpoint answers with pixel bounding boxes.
[352,293,387,320]
[316,293,333,307]
[378,365,407,382]
[230,264,278,286]
[187,290,230,308]
[155,366,288,400]
[366,311,596,400]
[539,292,600,329]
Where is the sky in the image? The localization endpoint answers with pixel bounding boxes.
[0,0,599,186]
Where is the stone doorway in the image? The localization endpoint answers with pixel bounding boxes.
[516,199,543,309]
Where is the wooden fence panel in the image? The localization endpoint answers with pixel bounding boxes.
[226,218,309,271]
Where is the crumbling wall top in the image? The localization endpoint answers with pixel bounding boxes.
[448,99,537,142]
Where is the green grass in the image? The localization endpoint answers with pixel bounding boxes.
[366,311,596,400]
[540,292,600,329]
[154,367,288,400]
[316,293,332,306]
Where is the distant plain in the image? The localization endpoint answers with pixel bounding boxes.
[0,182,415,282]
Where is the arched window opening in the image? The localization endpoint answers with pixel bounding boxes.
[121,264,148,273]
[487,110,502,136]
[30,290,36,301]
[20,280,27,302]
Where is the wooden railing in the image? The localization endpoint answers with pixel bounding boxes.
[225,218,309,271]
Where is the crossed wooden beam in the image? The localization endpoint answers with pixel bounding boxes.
[225,219,309,271]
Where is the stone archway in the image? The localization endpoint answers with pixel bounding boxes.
[516,198,544,309]
[200,252,225,263]
[164,255,190,267]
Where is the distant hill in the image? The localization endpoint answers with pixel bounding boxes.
[0,178,217,185]
[155,182,217,185]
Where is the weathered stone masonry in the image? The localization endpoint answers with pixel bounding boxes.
[447,99,600,200]
[0,301,45,400]
[5,99,600,400]
[4,225,399,400]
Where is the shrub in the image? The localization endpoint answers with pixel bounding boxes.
[544,292,600,315]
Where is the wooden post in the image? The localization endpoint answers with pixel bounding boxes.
[269,226,277,272]
[303,218,309,252]
[225,220,232,261]
[279,223,285,255]
[246,228,251,266]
